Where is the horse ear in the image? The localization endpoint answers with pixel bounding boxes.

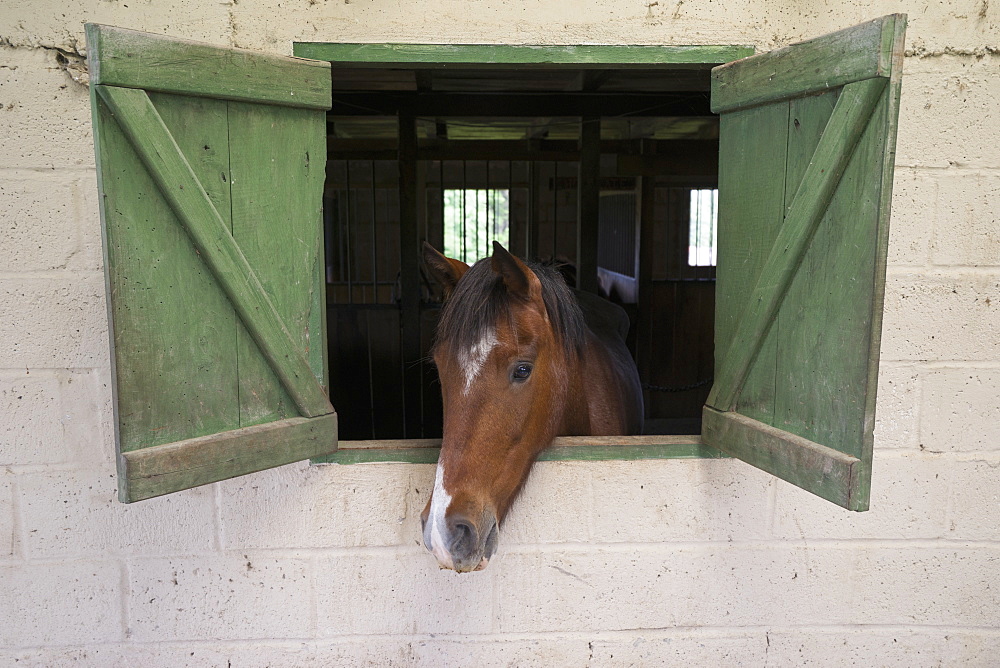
[423,242,469,297]
[491,241,535,300]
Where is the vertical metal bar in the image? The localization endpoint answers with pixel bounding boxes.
[437,158,446,253]
[461,160,468,263]
[528,161,539,259]
[474,167,481,259]
[507,159,514,253]
[370,160,378,302]
[552,161,559,258]
[345,161,354,303]
[365,309,376,437]
[577,116,601,294]
[637,170,656,411]
[398,111,423,438]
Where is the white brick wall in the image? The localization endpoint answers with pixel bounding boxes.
[1,2,999,665]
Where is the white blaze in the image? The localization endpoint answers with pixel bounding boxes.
[427,463,455,569]
[459,328,498,394]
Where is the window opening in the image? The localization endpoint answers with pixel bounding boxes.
[323,66,718,442]
[443,189,511,264]
[688,188,718,267]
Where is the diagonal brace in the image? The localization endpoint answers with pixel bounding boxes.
[707,77,888,412]
[97,84,334,419]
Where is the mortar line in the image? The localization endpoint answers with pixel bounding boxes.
[8,623,999,653]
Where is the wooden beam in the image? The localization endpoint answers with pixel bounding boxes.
[711,15,902,113]
[702,407,865,510]
[330,92,712,117]
[295,43,754,67]
[313,433,719,464]
[121,414,338,502]
[87,24,331,110]
[576,116,601,293]
[398,111,424,437]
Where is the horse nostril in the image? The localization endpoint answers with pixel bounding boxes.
[448,519,478,558]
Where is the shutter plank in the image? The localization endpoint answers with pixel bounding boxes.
[702,407,862,508]
[715,100,789,425]
[122,414,338,502]
[228,100,328,427]
[96,85,333,419]
[86,24,330,110]
[96,92,241,452]
[711,16,900,113]
[707,77,886,413]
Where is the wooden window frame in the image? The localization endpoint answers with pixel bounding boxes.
[297,42,751,466]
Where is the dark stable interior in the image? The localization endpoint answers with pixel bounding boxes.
[323,65,717,440]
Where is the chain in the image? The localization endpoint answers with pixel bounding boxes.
[642,377,714,393]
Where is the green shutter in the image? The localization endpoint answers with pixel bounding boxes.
[702,15,906,511]
[87,24,337,502]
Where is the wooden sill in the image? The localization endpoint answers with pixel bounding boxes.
[312,434,723,465]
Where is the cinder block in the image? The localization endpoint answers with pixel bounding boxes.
[881,272,1000,362]
[0,275,108,369]
[0,369,103,467]
[111,642,314,668]
[501,461,593,545]
[589,632,766,666]
[315,550,495,636]
[766,629,1000,667]
[922,367,1000,451]
[0,173,83,272]
[0,645,127,667]
[771,452,949,539]
[0,559,124,647]
[948,457,1000,539]
[933,171,1000,266]
[219,462,416,550]
[495,545,856,633]
[588,458,773,543]
[0,642,319,668]
[0,47,94,169]
[852,546,1000,626]
[127,555,312,642]
[18,467,215,559]
[896,56,1000,169]
[0,473,13,558]
[887,168,935,266]
[313,638,591,667]
[874,364,920,450]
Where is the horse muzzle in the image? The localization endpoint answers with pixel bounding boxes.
[422,509,499,573]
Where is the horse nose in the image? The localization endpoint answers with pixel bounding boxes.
[448,517,478,558]
[436,511,498,573]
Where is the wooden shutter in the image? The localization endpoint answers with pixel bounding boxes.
[87,24,337,502]
[702,15,906,511]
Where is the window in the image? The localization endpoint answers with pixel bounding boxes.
[688,188,718,267]
[88,15,906,512]
[443,189,510,265]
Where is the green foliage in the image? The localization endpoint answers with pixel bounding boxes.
[443,189,510,264]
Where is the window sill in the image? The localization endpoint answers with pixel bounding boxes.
[312,435,723,465]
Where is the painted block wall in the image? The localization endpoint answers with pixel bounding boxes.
[1,1,998,665]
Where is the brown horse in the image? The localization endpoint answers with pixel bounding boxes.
[421,241,643,572]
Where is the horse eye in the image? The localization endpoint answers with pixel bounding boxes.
[512,363,533,382]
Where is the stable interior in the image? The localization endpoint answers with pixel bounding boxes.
[323,65,718,441]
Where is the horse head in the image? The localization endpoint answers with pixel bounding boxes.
[420,241,586,572]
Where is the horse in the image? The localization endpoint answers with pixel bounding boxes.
[420,241,643,572]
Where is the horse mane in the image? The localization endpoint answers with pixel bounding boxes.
[434,257,587,360]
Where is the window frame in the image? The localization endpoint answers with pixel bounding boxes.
[298,42,753,466]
